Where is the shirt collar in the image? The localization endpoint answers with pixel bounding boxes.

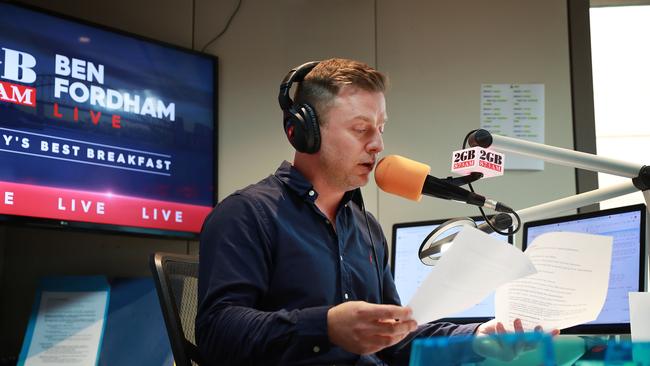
[274,161,360,206]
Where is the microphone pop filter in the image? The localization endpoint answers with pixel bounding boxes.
[374,155,430,201]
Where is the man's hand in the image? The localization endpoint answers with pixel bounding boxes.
[327,301,418,355]
[473,318,560,362]
[476,318,560,337]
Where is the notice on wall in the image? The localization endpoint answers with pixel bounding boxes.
[480,84,545,170]
[18,276,110,366]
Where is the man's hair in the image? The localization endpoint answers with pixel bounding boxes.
[294,58,387,126]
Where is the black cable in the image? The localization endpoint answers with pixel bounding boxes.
[462,130,522,236]
[200,0,243,52]
[191,0,196,50]
[356,189,384,304]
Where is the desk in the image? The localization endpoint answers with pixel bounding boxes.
[409,333,650,366]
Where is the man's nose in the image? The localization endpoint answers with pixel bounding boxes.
[367,129,384,154]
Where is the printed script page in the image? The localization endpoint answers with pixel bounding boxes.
[495,232,612,331]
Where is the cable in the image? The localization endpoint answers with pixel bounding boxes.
[191,0,196,50]
[200,0,243,52]
[356,189,384,304]
[462,130,521,236]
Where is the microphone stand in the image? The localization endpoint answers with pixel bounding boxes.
[469,129,649,223]
[419,129,649,265]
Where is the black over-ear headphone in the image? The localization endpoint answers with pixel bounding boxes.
[278,61,321,154]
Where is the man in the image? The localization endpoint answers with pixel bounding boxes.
[196,58,538,365]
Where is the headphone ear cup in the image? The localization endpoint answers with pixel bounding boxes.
[284,108,309,153]
[284,104,320,154]
[300,103,321,154]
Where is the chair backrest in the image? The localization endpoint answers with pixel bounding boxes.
[150,252,202,366]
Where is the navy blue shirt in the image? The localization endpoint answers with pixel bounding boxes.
[196,161,479,365]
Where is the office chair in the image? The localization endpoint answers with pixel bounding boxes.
[150,252,203,366]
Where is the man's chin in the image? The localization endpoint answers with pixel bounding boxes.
[350,175,369,189]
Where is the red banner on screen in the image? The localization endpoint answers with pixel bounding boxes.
[0,80,36,107]
[0,181,212,232]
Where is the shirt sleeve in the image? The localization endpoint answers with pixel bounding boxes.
[195,193,332,365]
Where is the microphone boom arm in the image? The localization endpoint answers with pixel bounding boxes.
[469,129,648,208]
[470,129,646,182]
[419,129,649,265]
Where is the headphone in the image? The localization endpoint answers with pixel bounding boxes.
[278,61,321,154]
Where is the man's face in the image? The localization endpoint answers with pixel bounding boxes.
[317,85,386,192]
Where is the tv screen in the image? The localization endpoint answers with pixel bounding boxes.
[0,3,217,237]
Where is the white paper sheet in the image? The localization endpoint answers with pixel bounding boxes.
[629,292,650,342]
[24,290,108,366]
[480,83,545,170]
[495,232,612,331]
[408,227,536,324]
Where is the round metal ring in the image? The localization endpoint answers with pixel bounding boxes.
[418,217,477,266]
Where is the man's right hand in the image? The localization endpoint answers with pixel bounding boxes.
[327,301,418,355]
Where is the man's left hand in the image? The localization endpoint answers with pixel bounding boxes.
[473,318,560,362]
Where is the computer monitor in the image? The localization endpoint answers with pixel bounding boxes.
[522,203,647,334]
[391,216,513,323]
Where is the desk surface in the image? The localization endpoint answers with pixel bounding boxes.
[409,333,650,366]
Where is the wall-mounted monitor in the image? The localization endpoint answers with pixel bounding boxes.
[0,3,217,237]
[523,203,646,334]
[391,216,512,323]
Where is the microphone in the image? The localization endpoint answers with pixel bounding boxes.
[374,155,514,213]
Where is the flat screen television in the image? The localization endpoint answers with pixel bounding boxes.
[0,3,217,237]
[391,216,513,323]
[523,203,647,334]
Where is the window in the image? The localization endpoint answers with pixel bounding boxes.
[590,5,650,209]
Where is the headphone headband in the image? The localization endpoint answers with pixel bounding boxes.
[278,61,320,110]
[278,61,322,154]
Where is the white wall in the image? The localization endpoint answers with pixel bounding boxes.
[193,0,379,208]
[375,0,576,240]
[0,0,576,356]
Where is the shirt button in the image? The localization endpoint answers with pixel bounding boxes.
[340,255,343,261]
[313,346,320,353]
[344,293,349,300]
[325,219,330,225]
[308,190,315,197]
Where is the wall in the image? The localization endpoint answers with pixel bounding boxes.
[0,0,576,357]
[193,0,576,239]
[375,0,575,235]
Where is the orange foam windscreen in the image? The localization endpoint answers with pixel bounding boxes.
[374,155,431,202]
